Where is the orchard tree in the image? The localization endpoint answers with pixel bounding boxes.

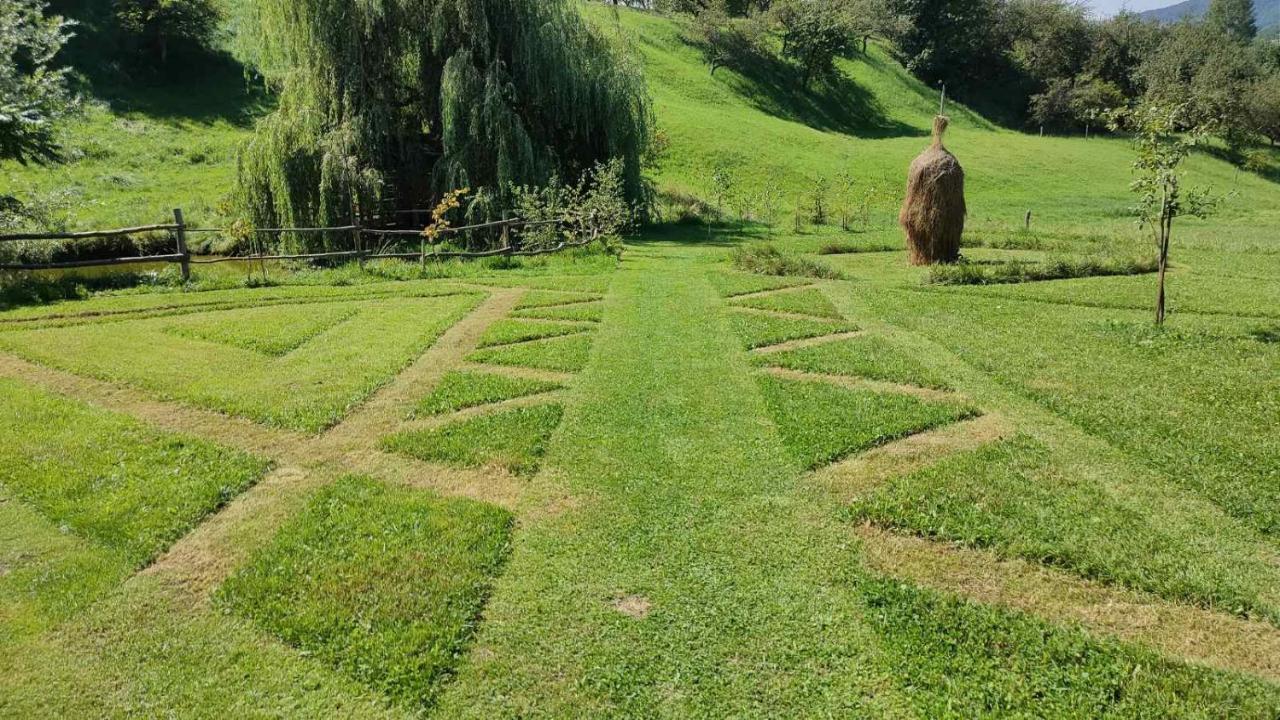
[1248,73,1280,145]
[775,0,857,88]
[0,0,77,164]
[1110,104,1217,325]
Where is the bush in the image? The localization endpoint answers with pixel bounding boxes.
[925,254,1159,285]
[731,243,843,279]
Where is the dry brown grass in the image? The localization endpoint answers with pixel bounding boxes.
[900,116,965,266]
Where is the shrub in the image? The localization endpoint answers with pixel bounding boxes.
[925,254,1159,285]
[731,243,843,279]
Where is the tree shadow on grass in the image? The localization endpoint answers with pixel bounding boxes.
[1200,145,1280,186]
[89,51,273,128]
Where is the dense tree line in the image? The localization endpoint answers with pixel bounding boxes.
[660,0,1280,149]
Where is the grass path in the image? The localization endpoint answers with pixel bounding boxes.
[435,242,904,716]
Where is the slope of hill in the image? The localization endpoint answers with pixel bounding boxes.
[1140,0,1280,34]
[591,6,1279,238]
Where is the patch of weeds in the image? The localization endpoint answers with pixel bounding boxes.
[515,290,603,310]
[728,310,856,349]
[708,272,809,298]
[817,241,898,255]
[416,370,562,416]
[383,404,564,476]
[467,333,594,373]
[476,319,590,349]
[511,301,604,323]
[862,577,1280,717]
[216,476,511,710]
[758,375,975,470]
[754,334,952,390]
[1247,325,1280,344]
[926,254,1157,286]
[731,243,843,280]
[851,437,1280,624]
[730,287,843,319]
[163,303,356,356]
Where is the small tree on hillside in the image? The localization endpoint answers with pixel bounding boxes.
[0,0,77,165]
[113,0,219,65]
[776,0,854,89]
[1110,104,1218,325]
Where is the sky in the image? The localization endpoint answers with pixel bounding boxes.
[1085,0,1181,18]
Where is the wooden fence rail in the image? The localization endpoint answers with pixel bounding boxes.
[0,209,588,280]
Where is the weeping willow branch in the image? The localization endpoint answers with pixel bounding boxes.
[235,0,653,252]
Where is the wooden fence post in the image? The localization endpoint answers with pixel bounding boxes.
[350,197,364,269]
[172,208,190,282]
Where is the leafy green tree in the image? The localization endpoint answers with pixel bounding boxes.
[113,0,219,64]
[0,0,77,165]
[1003,0,1094,86]
[776,0,856,88]
[1109,103,1217,325]
[1086,11,1163,97]
[887,0,1004,94]
[1205,0,1257,43]
[236,0,653,250]
[1247,73,1280,145]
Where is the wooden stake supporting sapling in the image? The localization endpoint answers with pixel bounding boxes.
[899,116,966,265]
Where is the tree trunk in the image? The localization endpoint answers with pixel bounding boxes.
[1156,211,1171,325]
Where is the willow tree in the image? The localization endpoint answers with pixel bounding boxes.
[236,0,652,249]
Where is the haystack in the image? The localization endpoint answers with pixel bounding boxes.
[899,116,965,265]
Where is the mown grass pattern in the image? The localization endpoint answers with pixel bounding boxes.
[729,288,843,319]
[467,333,594,373]
[754,334,953,390]
[163,303,357,356]
[415,370,562,417]
[709,272,810,298]
[514,290,603,310]
[728,310,857,349]
[510,302,604,323]
[383,404,565,476]
[851,436,1280,625]
[476,319,590,349]
[758,375,976,469]
[216,476,511,710]
[863,578,1280,717]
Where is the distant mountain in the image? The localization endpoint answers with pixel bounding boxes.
[1138,0,1280,34]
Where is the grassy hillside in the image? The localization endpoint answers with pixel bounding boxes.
[590,5,1279,245]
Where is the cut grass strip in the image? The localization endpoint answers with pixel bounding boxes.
[510,302,604,323]
[758,374,976,470]
[861,577,1280,717]
[926,254,1158,285]
[515,290,603,310]
[163,303,357,356]
[729,288,843,319]
[0,378,269,631]
[709,272,809,298]
[753,334,953,390]
[415,370,563,417]
[216,476,511,711]
[476,319,590,349]
[0,378,269,568]
[383,404,565,476]
[850,436,1280,625]
[467,333,594,373]
[728,309,858,350]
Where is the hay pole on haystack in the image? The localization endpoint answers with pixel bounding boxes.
[899,112,966,266]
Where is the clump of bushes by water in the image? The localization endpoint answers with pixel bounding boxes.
[925,254,1158,286]
[731,243,843,279]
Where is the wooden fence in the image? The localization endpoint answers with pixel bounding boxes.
[0,209,596,281]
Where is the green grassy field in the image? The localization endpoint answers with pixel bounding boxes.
[1,4,1278,717]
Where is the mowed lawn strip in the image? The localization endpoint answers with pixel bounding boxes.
[753,333,954,390]
[851,436,1280,625]
[414,370,563,417]
[729,287,843,319]
[862,578,1280,717]
[216,476,511,711]
[384,404,565,476]
[162,303,358,356]
[759,374,977,470]
[466,333,594,373]
[728,310,857,349]
[475,319,590,349]
[0,294,484,432]
[0,378,269,631]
